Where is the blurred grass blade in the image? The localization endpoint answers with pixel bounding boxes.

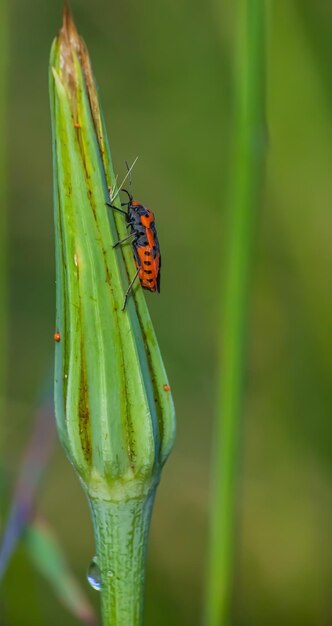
[50,7,176,625]
[0,395,55,580]
[204,2,267,625]
[24,517,99,626]
[0,0,8,447]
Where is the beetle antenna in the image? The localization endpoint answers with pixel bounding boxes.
[110,156,138,203]
[125,160,132,188]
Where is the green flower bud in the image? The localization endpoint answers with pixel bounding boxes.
[49,8,175,626]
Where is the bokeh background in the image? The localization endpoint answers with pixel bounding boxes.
[1,1,332,625]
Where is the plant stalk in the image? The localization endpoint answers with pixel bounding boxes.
[89,490,156,626]
[204,1,267,625]
[50,9,175,626]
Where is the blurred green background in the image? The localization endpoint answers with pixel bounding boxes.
[1,0,332,624]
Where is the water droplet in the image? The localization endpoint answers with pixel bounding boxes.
[87,556,101,591]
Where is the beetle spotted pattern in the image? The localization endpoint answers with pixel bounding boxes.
[107,188,161,310]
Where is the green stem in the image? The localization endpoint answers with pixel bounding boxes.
[204,2,266,625]
[89,489,156,626]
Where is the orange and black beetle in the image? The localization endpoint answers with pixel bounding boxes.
[107,188,161,310]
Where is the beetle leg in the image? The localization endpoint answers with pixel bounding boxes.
[106,201,128,216]
[113,233,136,249]
[122,263,141,311]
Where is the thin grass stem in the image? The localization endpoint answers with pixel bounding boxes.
[204,2,267,625]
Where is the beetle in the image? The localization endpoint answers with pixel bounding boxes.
[106,188,161,311]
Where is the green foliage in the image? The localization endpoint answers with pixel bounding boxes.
[2,1,332,625]
[0,0,8,433]
[204,2,266,625]
[25,519,98,626]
